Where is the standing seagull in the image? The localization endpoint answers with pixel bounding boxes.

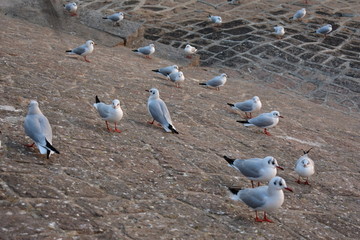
[132,44,155,58]
[93,96,123,133]
[290,8,306,21]
[227,96,262,119]
[152,65,179,77]
[237,111,283,136]
[66,40,95,63]
[184,44,197,58]
[223,156,284,188]
[146,88,179,134]
[208,15,222,25]
[273,26,285,39]
[313,24,332,37]
[167,71,185,88]
[103,12,124,26]
[294,148,315,185]
[64,2,77,16]
[24,100,60,159]
[228,176,293,223]
[199,73,228,91]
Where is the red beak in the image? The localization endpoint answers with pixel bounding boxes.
[276,166,284,170]
[279,116,284,118]
[285,187,293,192]
[145,90,149,92]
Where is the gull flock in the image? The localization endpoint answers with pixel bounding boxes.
[21,1,329,223]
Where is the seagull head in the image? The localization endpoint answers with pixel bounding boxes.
[265,156,284,170]
[301,159,312,168]
[271,111,283,118]
[221,73,228,78]
[146,88,160,99]
[252,96,260,103]
[112,99,120,109]
[86,40,95,46]
[269,176,293,192]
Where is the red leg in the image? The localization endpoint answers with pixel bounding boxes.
[147,119,155,124]
[296,176,302,184]
[262,212,273,223]
[186,55,192,59]
[257,182,260,187]
[114,123,122,133]
[105,121,112,132]
[255,211,263,222]
[304,177,311,185]
[264,128,272,136]
[249,112,252,119]
[251,180,254,188]
[24,142,35,147]
[71,13,78,16]
[84,56,91,63]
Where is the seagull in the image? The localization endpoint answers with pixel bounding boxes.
[103,12,124,26]
[237,111,283,136]
[227,96,262,119]
[132,44,155,58]
[93,96,123,133]
[64,2,77,16]
[167,71,185,88]
[66,40,95,63]
[274,26,285,39]
[146,88,179,134]
[295,148,315,185]
[228,176,293,223]
[152,65,179,77]
[313,24,332,37]
[184,44,197,58]
[199,73,227,91]
[290,8,306,21]
[223,156,284,188]
[208,15,222,25]
[24,100,60,159]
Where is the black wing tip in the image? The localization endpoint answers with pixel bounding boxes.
[199,83,206,85]
[303,147,313,154]
[237,120,248,123]
[132,49,138,52]
[95,95,101,103]
[228,187,241,195]
[223,155,235,164]
[102,17,107,19]
[65,50,72,52]
[152,69,159,72]
[45,139,60,154]
[227,103,234,107]
[168,125,179,134]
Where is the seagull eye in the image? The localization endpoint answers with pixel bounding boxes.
[272,161,275,165]
[268,160,271,164]
[279,182,283,186]
[274,181,277,185]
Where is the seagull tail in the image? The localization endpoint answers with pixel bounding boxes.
[152,69,160,73]
[132,49,139,52]
[45,139,60,155]
[228,187,242,200]
[303,147,313,155]
[227,103,235,107]
[95,95,101,103]
[223,156,235,165]
[65,50,72,53]
[102,17,108,19]
[168,124,179,134]
[289,16,293,20]
[236,120,248,124]
[199,83,207,86]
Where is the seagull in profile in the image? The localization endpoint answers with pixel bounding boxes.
[152,65,179,77]
[66,40,95,63]
[295,148,315,185]
[237,111,283,136]
[64,2,77,16]
[228,176,293,223]
[132,44,155,58]
[146,88,179,134]
[290,8,306,21]
[199,73,227,91]
[227,96,262,119]
[93,96,124,133]
[24,100,60,159]
[223,155,284,188]
[103,12,124,26]
[208,15,222,25]
[313,24,332,37]
[184,44,197,58]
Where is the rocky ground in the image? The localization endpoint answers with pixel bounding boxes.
[1,0,360,239]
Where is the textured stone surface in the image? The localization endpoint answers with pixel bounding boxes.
[1,0,360,239]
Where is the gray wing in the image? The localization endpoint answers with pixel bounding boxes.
[234,159,262,178]
[294,10,304,19]
[71,45,86,55]
[239,187,267,209]
[159,66,173,75]
[148,99,172,126]
[248,114,273,127]
[139,46,151,55]
[317,26,331,34]
[95,103,111,119]
[108,14,120,21]
[24,114,52,145]
[235,100,253,112]
[207,76,223,87]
